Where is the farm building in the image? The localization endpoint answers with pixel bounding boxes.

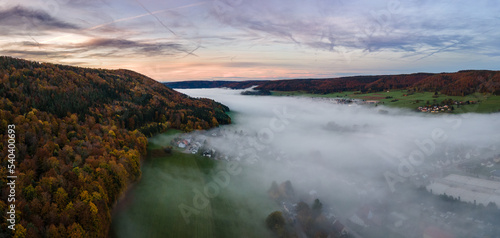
[426,174,500,206]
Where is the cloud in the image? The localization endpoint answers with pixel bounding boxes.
[209,0,500,57]
[64,0,111,7]
[3,37,197,59]
[0,6,78,34]
[1,38,201,64]
[77,38,194,56]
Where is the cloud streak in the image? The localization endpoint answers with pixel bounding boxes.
[0,6,78,34]
[1,0,499,80]
[1,37,198,60]
[209,0,500,57]
[79,38,187,55]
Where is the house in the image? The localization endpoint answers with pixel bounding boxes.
[189,147,198,154]
[202,149,215,158]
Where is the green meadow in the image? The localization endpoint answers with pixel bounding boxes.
[110,132,278,238]
[272,90,500,113]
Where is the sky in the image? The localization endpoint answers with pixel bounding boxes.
[1,0,500,81]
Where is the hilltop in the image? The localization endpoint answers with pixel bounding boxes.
[0,56,230,237]
[165,70,500,96]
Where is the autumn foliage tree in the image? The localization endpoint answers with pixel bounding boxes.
[168,70,500,96]
[0,56,231,237]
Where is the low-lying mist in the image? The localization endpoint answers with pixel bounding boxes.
[174,89,500,232]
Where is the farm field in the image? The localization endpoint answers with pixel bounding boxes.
[110,132,277,238]
[272,90,500,113]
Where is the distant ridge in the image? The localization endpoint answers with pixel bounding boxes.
[165,71,500,96]
[165,80,267,89]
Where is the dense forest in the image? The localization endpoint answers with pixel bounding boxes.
[165,70,500,96]
[0,56,230,238]
[164,80,267,90]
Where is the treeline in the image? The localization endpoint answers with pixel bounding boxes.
[164,80,266,89]
[0,56,230,237]
[166,70,500,96]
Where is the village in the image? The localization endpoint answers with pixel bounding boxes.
[417,100,478,113]
[417,105,453,113]
[169,129,226,159]
[169,127,277,163]
[303,94,481,114]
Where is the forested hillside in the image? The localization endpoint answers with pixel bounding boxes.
[164,80,267,89]
[166,70,500,96]
[0,56,230,237]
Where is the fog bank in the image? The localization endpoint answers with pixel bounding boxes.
[174,88,500,237]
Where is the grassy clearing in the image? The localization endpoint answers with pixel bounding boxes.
[147,129,182,150]
[272,90,500,113]
[111,132,277,238]
[111,150,216,238]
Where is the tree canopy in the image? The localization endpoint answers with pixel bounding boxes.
[0,56,231,237]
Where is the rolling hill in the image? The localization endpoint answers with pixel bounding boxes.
[0,56,230,237]
[165,70,500,96]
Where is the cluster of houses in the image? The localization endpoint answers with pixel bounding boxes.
[334,98,355,104]
[417,105,453,113]
[362,100,379,105]
[172,136,205,155]
[418,100,479,113]
[458,156,500,180]
[173,138,191,149]
[171,131,224,159]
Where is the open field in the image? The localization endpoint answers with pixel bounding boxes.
[272,90,500,113]
[147,129,183,151]
[111,150,216,238]
[111,132,278,238]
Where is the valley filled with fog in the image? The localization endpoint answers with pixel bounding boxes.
[113,88,500,238]
[178,88,500,193]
